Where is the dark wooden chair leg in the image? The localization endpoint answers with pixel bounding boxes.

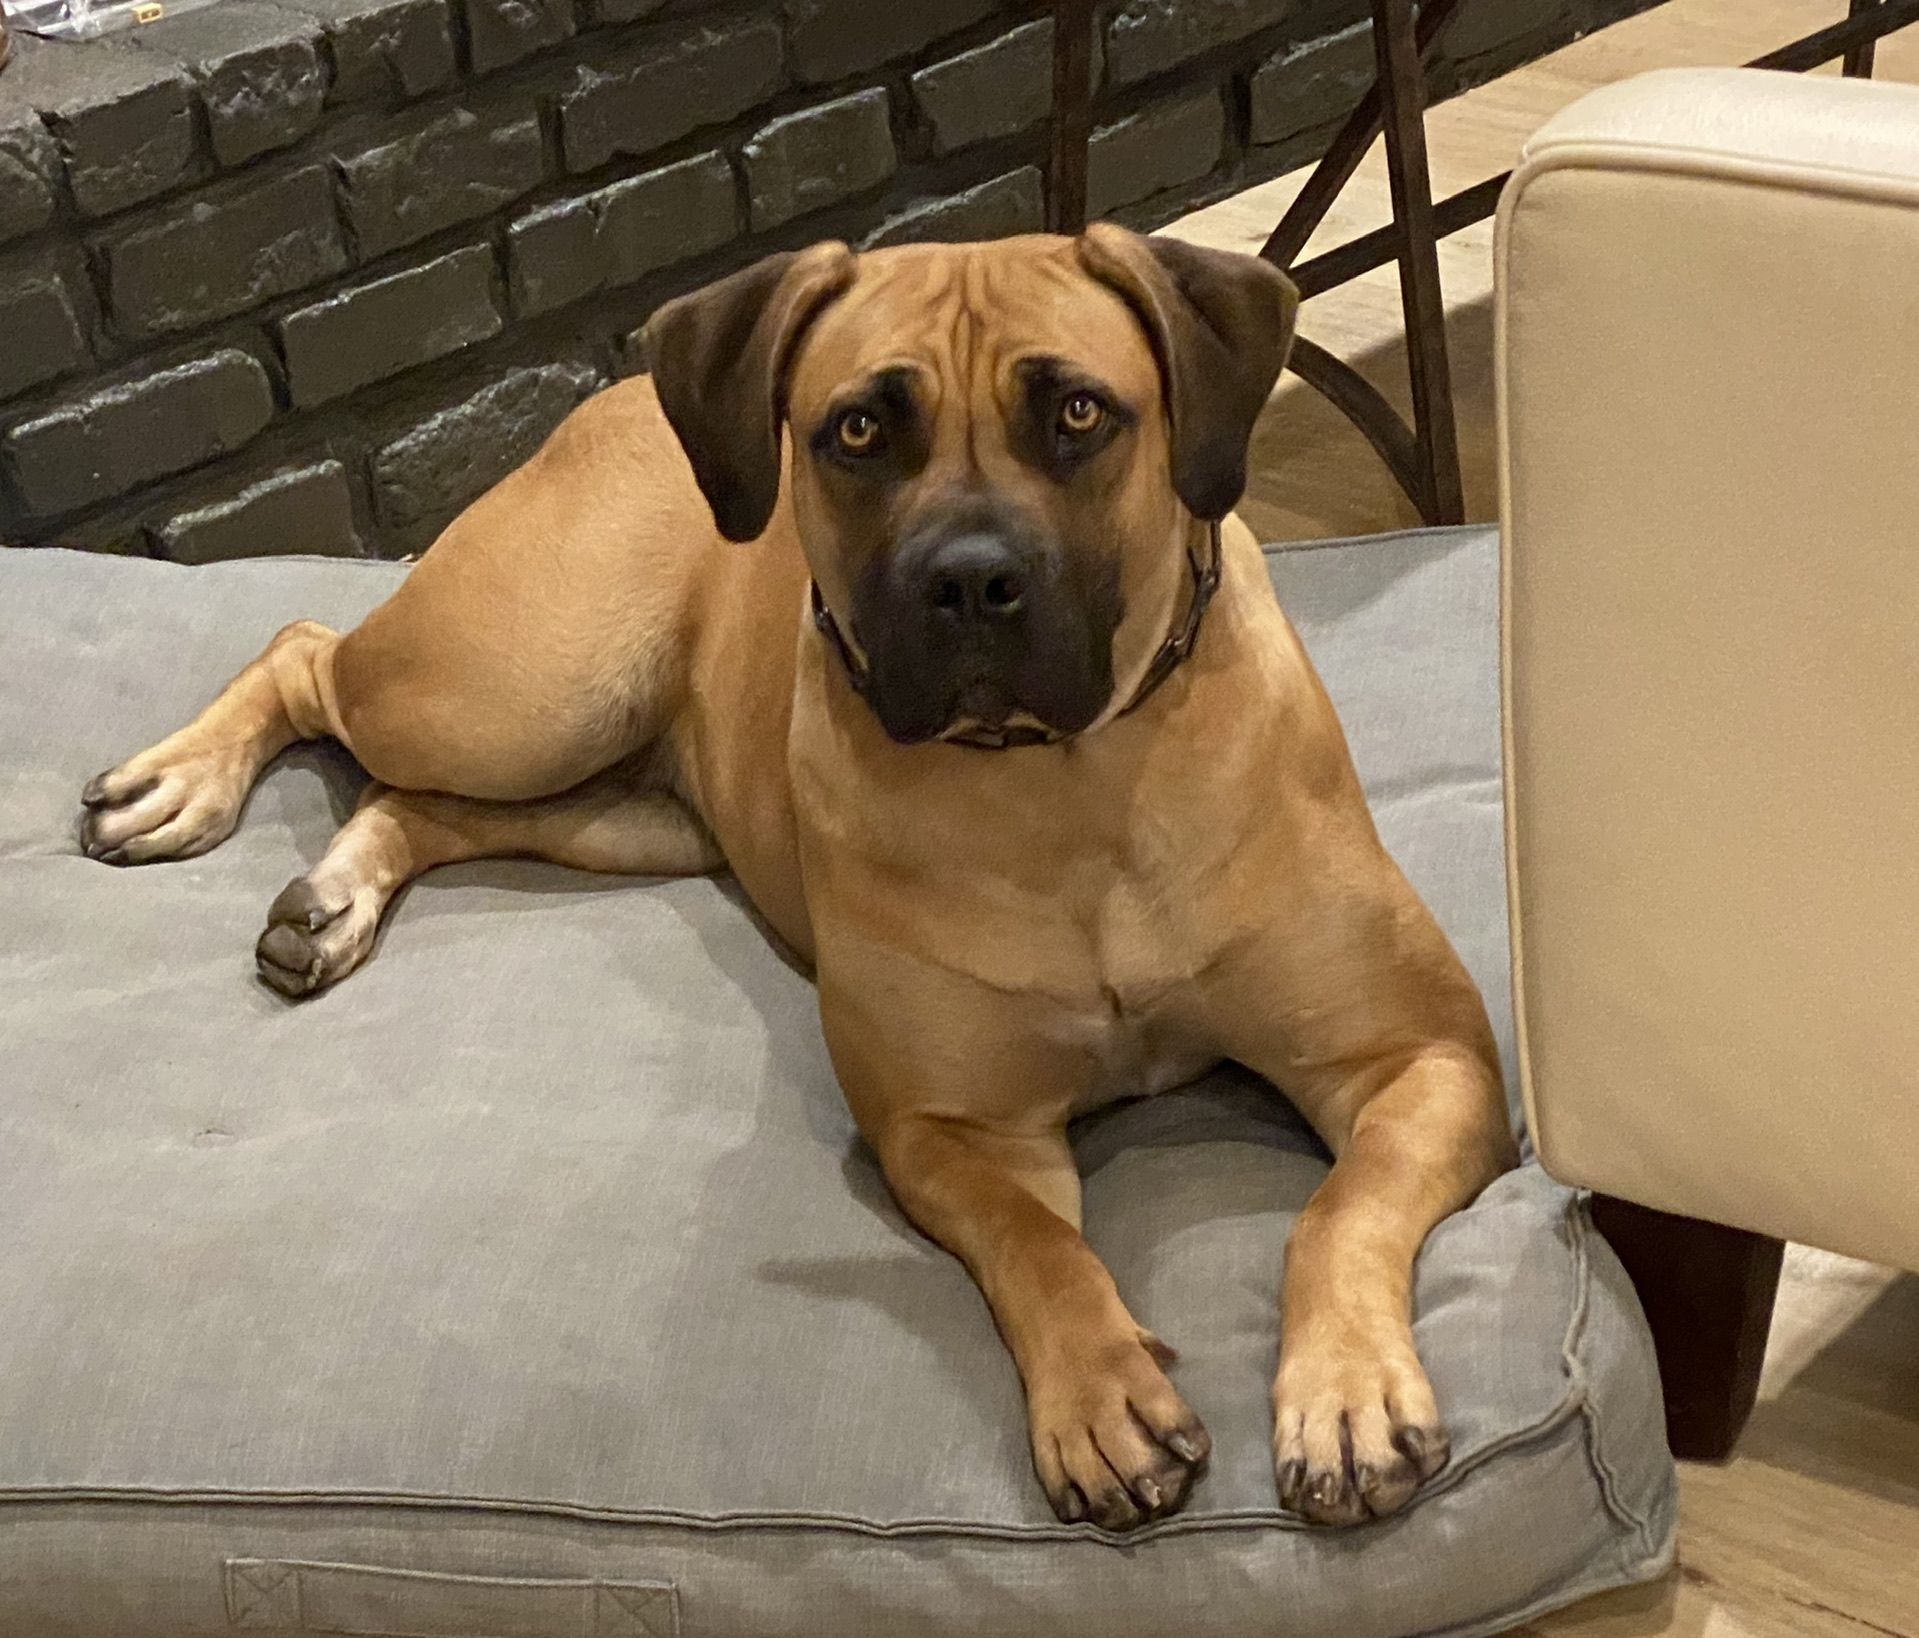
[1590,1194,1785,1461]
[1370,0,1464,525]
[1047,0,1096,233]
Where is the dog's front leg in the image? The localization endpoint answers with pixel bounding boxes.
[1269,1047,1515,1524]
[1205,856,1519,1526]
[820,978,1209,1531]
[870,1114,1210,1530]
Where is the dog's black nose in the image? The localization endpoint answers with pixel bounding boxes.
[922,534,1027,622]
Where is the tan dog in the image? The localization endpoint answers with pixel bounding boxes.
[77,228,1517,1532]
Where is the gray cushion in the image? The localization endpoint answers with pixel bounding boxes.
[0,525,1674,1638]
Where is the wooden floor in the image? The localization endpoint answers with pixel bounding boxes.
[1166,4,1919,1634]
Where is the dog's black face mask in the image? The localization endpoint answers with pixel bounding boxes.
[847,493,1120,746]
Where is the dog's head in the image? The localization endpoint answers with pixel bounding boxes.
[643,228,1297,746]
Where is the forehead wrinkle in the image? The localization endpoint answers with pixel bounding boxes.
[957,251,1002,471]
[970,253,1039,453]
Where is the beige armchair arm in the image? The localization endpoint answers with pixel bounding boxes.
[1498,66,1919,1275]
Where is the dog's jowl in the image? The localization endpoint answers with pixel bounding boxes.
[79,228,1518,1532]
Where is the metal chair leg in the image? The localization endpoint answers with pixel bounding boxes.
[1845,0,1881,76]
[1047,0,1096,233]
[1371,0,1464,525]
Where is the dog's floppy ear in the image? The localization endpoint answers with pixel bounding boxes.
[1076,223,1298,521]
[642,242,856,543]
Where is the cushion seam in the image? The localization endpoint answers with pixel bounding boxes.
[1561,1190,1659,1540]
[1260,524,1486,560]
[0,1177,1612,1548]
[0,1397,1634,1546]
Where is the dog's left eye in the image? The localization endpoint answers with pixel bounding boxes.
[1058,392,1105,437]
[836,409,884,455]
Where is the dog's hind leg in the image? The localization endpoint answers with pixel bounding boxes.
[253,764,721,998]
[79,620,342,866]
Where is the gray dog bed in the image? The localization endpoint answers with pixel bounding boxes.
[0,525,1674,1637]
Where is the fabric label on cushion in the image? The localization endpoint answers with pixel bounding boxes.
[222,1559,679,1636]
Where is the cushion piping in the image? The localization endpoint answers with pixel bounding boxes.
[0,1178,1622,1547]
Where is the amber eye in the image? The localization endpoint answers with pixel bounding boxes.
[1059,392,1104,436]
[836,409,881,454]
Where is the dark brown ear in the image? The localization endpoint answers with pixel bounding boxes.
[1076,223,1299,521]
[640,243,856,543]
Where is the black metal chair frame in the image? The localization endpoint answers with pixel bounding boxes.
[1047,0,1919,525]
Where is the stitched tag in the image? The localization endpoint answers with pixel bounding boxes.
[222,1560,679,1637]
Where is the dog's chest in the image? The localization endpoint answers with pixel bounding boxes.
[1059,883,1223,1114]
[1065,1006,1217,1114]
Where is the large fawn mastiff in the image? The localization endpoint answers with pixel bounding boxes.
[78,227,1516,1532]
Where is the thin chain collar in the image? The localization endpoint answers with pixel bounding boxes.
[810,519,1224,752]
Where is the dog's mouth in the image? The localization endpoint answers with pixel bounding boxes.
[869,669,1104,749]
[933,697,1060,748]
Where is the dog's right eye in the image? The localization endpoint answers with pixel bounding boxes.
[835,409,884,456]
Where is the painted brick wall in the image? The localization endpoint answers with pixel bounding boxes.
[0,0,1658,561]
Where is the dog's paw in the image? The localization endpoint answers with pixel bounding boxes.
[78,749,245,866]
[254,874,378,999]
[1029,1329,1211,1532]
[1273,1326,1448,1526]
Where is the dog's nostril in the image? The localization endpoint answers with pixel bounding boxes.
[983,573,1022,610]
[931,578,965,613]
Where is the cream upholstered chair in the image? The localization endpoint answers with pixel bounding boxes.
[1497,66,1919,1456]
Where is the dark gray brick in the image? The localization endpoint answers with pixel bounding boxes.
[1,349,273,518]
[371,360,599,551]
[1087,89,1225,218]
[786,0,997,86]
[1106,0,1288,86]
[1440,0,1556,63]
[0,254,88,403]
[558,14,780,175]
[1249,21,1373,146]
[277,244,502,406]
[0,33,198,217]
[131,3,328,168]
[45,515,150,556]
[580,0,666,24]
[462,0,574,76]
[910,20,1053,154]
[147,459,362,562]
[282,0,457,103]
[95,164,349,343]
[508,150,736,317]
[1440,0,1645,83]
[0,115,60,245]
[506,199,600,317]
[861,166,1043,248]
[743,88,895,234]
[339,101,544,259]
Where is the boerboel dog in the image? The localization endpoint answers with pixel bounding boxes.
[77,228,1517,1532]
